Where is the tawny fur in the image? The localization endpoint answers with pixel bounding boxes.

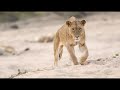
[53,16,89,66]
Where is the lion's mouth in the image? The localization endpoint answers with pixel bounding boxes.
[74,38,80,42]
[74,39,80,45]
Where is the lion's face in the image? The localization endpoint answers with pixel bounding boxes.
[66,20,86,42]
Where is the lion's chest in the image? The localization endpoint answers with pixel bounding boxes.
[69,39,80,46]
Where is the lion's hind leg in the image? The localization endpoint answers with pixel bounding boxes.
[53,33,60,66]
[58,45,63,60]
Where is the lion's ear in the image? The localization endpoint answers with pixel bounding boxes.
[80,20,86,26]
[66,21,72,27]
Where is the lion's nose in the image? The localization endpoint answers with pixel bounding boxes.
[76,36,79,39]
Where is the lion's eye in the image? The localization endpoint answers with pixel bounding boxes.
[79,28,82,30]
[72,28,74,31]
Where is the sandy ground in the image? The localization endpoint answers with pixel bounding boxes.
[0,12,120,78]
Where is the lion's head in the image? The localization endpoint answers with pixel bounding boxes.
[66,20,86,42]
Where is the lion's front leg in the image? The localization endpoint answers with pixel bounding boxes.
[79,43,89,65]
[66,44,78,65]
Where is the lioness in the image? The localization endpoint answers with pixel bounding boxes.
[53,16,89,66]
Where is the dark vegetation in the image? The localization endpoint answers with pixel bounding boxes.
[0,12,94,23]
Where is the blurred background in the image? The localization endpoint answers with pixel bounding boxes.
[0,12,119,28]
[0,12,119,31]
[0,12,120,78]
[0,12,93,22]
[0,12,93,30]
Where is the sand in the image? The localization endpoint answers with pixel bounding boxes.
[0,12,120,78]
